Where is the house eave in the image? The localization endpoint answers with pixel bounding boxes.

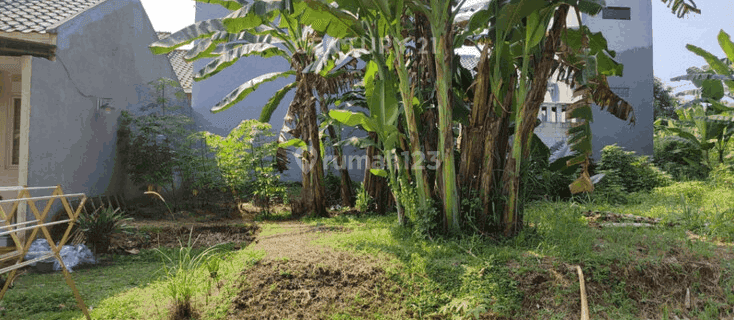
[0,32,57,60]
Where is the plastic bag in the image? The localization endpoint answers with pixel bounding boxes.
[23,239,55,265]
[23,239,96,272]
[54,244,96,272]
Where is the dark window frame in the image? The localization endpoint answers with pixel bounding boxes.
[602,6,631,20]
[11,97,21,166]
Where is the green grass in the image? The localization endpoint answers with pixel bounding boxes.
[0,244,254,320]
[75,246,265,320]
[257,223,289,237]
[576,177,734,242]
[0,251,160,320]
[303,194,733,319]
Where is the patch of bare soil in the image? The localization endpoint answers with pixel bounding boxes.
[110,223,258,252]
[227,222,410,320]
[510,244,734,319]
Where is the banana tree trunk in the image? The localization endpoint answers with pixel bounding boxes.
[432,15,460,233]
[415,11,438,199]
[319,96,354,207]
[364,132,389,214]
[460,43,517,232]
[293,78,327,217]
[393,39,431,221]
[306,99,327,217]
[501,5,569,237]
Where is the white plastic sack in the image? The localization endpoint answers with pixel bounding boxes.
[23,239,96,272]
[23,239,55,265]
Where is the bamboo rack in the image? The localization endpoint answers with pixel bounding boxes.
[0,185,90,320]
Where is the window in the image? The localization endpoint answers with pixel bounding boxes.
[539,105,571,123]
[11,97,21,166]
[602,7,631,20]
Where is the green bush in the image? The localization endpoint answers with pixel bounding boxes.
[204,119,285,205]
[708,163,734,188]
[522,139,576,201]
[653,136,709,180]
[590,169,631,205]
[354,183,372,213]
[597,144,673,194]
[117,78,196,208]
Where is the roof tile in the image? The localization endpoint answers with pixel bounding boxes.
[0,0,105,33]
[167,50,193,94]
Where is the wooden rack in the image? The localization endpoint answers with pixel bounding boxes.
[0,185,90,320]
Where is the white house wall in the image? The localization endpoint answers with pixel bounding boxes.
[583,0,654,159]
[26,0,184,202]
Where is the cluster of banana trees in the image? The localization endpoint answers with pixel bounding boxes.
[658,29,734,166]
[150,0,698,237]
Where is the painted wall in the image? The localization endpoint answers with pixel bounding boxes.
[583,0,654,160]
[26,0,186,204]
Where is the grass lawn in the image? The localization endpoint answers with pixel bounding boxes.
[1,251,160,320]
[0,244,245,320]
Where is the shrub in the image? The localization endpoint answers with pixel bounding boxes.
[708,163,734,188]
[118,78,194,191]
[590,169,630,205]
[76,206,133,254]
[354,183,372,213]
[653,135,709,180]
[597,144,673,194]
[204,119,282,203]
[521,139,576,201]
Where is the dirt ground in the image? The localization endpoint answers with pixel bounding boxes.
[509,235,734,320]
[106,210,257,252]
[227,223,411,320]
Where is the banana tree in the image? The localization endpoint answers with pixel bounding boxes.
[301,0,438,226]
[150,0,360,216]
[329,60,407,222]
[668,29,734,164]
[456,0,638,235]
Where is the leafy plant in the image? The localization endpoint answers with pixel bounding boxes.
[76,206,133,254]
[354,183,372,213]
[653,135,709,180]
[708,163,734,188]
[597,144,673,194]
[117,78,194,212]
[663,30,734,165]
[155,228,222,319]
[205,119,286,213]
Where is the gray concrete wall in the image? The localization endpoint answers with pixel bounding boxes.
[583,0,654,160]
[26,0,186,203]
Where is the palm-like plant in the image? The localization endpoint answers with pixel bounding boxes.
[658,30,734,165]
[150,0,361,217]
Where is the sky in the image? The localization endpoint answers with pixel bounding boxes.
[652,0,734,93]
[139,0,734,94]
[139,0,196,33]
